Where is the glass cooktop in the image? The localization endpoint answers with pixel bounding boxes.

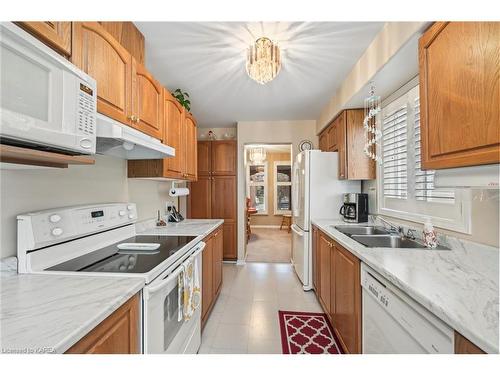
[48,235,197,274]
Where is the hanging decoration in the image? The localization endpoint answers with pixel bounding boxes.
[363,82,382,164]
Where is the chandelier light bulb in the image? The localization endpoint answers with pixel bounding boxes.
[246,37,282,85]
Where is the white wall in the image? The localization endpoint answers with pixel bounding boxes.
[0,155,177,258]
[317,22,428,133]
[236,120,317,262]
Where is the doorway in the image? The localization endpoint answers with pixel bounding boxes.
[244,144,293,263]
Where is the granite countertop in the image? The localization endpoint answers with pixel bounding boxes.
[312,219,499,354]
[136,218,224,238]
[0,258,144,354]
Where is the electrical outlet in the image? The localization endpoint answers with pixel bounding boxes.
[165,201,175,212]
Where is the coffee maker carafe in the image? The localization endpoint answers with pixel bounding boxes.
[339,193,368,223]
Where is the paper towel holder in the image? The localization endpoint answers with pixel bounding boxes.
[169,181,190,197]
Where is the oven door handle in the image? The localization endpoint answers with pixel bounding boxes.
[144,242,206,297]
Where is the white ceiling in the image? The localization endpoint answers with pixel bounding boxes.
[135,22,384,128]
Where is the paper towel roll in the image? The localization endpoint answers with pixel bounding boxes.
[169,187,190,197]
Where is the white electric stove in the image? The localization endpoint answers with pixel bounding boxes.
[16,202,205,354]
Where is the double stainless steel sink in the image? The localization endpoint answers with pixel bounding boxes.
[333,225,449,250]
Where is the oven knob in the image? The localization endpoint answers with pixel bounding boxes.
[119,210,126,217]
[52,227,63,236]
[49,214,61,223]
[128,214,135,219]
[119,264,126,271]
[127,204,134,210]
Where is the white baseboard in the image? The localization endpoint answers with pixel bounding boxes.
[250,225,281,229]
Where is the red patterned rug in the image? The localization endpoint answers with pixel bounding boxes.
[278,310,342,354]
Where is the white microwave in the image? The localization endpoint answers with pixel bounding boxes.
[0,23,97,155]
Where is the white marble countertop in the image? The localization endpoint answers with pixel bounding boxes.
[136,218,224,238]
[312,219,499,354]
[0,258,144,354]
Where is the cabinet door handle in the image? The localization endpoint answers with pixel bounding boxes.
[135,117,141,123]
[128,115,136,122]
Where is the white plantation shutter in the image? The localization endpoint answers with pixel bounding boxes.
[413,97,455,203]
[382,106,408,199]
[378,82,469,234]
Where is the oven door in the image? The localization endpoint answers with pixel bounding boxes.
[0,23,96,154]
[142,243,204,354]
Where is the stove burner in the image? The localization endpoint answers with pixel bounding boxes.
[48,235,197,274]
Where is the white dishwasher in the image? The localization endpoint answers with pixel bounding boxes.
[361,263,454,354]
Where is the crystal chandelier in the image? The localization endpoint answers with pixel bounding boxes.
[249,147,267,163]
[246,37,281,84]
[363,83,382,164]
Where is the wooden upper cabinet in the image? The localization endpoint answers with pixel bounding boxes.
[211,141,237,176]
[98,22,145,64]
[327,117,338,151]
[211,176,237,220]
[419,22,500,169]
[319,132,328,151]
[336,115,347,179]
[66,294,139,354]
[188,176,212,218]
[345,110,375,179]
[318,109,375,180]
[332,242,361,354]
[184,113,198,180]
[197,141,212,176]
[72,22,132,125]
[163,90,186,178]
[132,60,163,140]
[17,22,72,56]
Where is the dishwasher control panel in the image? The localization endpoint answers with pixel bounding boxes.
[361,267,390,308]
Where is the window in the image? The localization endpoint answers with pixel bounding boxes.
[274,161,292,214]
[247,162,268,214]
[377,81,471,233]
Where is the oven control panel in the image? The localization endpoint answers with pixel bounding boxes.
[17,203,137,250]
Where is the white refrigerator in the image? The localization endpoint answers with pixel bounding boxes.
[291,150,360,290]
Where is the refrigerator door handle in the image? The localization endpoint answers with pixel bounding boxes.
[291,224,304,237]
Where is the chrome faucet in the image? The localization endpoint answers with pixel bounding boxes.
[378,216,399,233]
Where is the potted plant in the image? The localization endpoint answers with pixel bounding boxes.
[172,89,191,112]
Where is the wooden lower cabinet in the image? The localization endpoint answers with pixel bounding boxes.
[318,232,332,315]
[454,332,486,354]
[312,226,362,354]
[201,226,223,328]
[332,243,361,354]
[66,294,140,354]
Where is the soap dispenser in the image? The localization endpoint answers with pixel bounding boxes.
[423,218,437,249]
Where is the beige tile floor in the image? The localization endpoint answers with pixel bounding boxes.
[246,228,292,263]
[199,263,323,354]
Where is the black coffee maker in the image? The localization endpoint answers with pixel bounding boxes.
[339,193,368,223]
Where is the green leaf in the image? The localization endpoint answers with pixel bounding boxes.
[184,92,190,98]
